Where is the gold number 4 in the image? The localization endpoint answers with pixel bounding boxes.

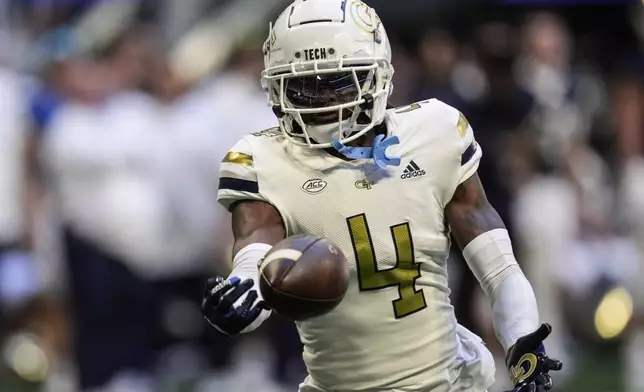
[347,214,427,318]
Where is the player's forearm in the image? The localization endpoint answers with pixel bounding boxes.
[462,228,540,351]
[215,200,285,334]
[488,265,539,350]
[229,200,285,283]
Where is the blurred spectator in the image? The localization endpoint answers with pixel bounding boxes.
[34,25,283,391]
[39,54,153,392]
[0,54,62,391]
[0,64,33,328]
[415,29,465,108]
[614,51,644,392]
[35,26,225,391]
[510,13,621,390]
[388,41,421,107]
[510,14,581,387]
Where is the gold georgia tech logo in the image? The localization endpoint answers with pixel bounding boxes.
[349,0,381,34]
[355,179,374,190]
[509,353,539,385]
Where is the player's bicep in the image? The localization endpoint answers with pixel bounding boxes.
[445,173,505,249]
[231,201,286,255]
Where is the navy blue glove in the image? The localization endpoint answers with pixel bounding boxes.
[202,276,270,335]
[505,324,563,392]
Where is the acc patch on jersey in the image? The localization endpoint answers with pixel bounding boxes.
[301,178,328,194]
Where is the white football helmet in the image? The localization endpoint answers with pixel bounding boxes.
[261,0,394,149]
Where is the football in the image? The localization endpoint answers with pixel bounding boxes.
[259,234,350,321]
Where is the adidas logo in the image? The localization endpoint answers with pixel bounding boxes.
[400,160,426,179]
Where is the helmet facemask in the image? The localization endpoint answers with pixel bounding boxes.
[262,58,392,148]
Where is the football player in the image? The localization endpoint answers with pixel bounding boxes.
[202,0,562,391]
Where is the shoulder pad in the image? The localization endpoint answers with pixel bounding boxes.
[388,98,465,130]
[251,127,281,138]
[389,99,434,115]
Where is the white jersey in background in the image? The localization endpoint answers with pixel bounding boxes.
[41,89,225,279]
[218,99,495,392]
[0,67,27,244]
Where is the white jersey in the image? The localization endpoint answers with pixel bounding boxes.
[218,99,494,391]
[0,68,26,244]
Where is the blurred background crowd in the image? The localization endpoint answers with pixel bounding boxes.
[0,0,643,391]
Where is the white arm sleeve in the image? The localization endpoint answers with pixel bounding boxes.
[229,243,273,333]
[462,228,540,351]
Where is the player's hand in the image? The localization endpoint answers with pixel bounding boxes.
[202,276,271,335]
[506,324,563,391]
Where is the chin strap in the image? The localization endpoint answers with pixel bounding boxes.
[331,134,401,170]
